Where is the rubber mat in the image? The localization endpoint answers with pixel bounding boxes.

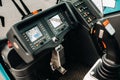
[58,64,90,80]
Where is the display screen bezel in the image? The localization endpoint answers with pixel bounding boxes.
[26,26,43,42]
[49,14,63,28]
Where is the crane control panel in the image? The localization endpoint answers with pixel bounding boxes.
[7,2,76,63]
[73,0,103,29]
[60,0,103,29]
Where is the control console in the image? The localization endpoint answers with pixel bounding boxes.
[74,0,96,23]
[73,0,103,29]
[22,23,51,51]
[60,0,103,29]
[7,2,76,63]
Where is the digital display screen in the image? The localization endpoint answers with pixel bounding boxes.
[0,64,10,80]
[26,26,43,42]
[49,15,62,28]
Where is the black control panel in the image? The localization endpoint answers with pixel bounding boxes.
[72,0,102,29]
[74,1,96,24]
[60,0,103,29]
[22,23,51,51]
[46,13,69,35]
[7,3,76,63]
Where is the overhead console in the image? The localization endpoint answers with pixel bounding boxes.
[7,2,76,63]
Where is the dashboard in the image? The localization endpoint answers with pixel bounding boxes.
[7,2,76,63]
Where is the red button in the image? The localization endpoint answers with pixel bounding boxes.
[7,41,13,48]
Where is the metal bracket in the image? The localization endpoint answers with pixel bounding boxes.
[50,44,67,74]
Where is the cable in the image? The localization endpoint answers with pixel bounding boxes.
[56,0,60,4]
[19,0,31,15]
[0,0,2,6]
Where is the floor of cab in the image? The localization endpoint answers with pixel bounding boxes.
[49,62,91,80]
[58,64,90,80]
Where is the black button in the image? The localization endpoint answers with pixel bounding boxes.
[40,42,44,45]
[61,27,64,31]
[44,39,46,41]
